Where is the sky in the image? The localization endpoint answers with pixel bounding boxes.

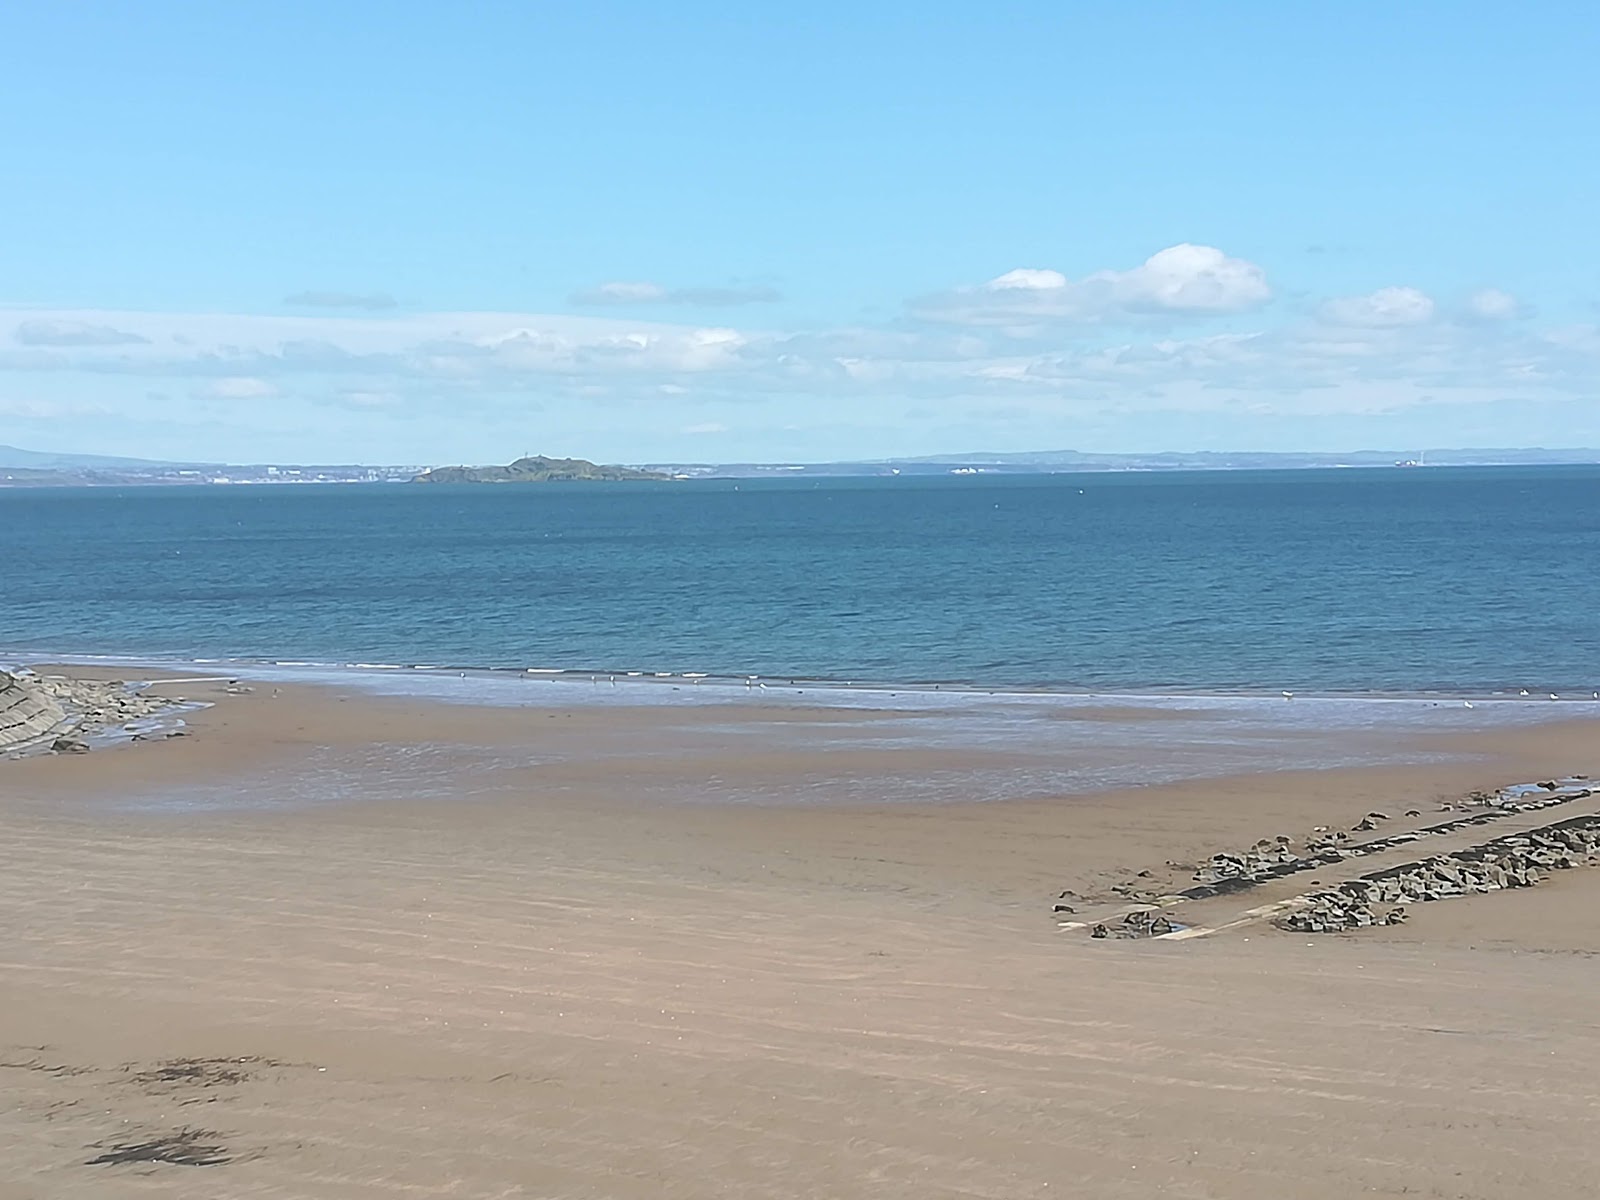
[3,1,1598,465]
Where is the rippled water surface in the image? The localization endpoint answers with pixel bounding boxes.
[4,467,1598,694]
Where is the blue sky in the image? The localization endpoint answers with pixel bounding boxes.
[3,1,1598,463]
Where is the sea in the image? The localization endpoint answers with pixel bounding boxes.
[6,466,1598,806]
[3,466,1598,697]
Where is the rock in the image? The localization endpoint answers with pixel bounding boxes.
[51,736,90,754]
[1090,924,1109,939]
[1150,915,1174,935]
[1052,903,1076,914]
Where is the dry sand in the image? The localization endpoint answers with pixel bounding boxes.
[4,669,1600,1198]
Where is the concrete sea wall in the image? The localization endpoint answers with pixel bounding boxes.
[0,670,68,751]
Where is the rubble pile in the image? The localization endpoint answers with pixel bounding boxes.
[33,674,173,730]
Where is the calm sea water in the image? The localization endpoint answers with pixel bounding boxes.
[3,467,1598,695]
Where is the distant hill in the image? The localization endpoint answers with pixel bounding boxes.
[412,455,669,484]
[0,444,198,470]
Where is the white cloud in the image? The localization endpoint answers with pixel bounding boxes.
[987,269,1069,291]
[914,244,1271,326]
[1103,244,1272,314]
[1321,286,1436,328]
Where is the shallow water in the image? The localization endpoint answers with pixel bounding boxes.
[57,658,1596,813]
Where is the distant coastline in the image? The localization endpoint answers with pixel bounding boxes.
[3,442,1598,487]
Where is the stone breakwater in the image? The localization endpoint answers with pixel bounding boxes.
[0,670,179,757]
[1278,812,1600,933]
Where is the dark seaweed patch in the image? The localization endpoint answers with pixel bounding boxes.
[86,1127,233,1167]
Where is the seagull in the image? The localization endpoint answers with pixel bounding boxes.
[1282,691,1295,700]
[1520,689,1530,697]
[1463,700,1474,709]
[1550,693,1560,700]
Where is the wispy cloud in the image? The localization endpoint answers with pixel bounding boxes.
[196,376,277,399]
[1463,288,1522,322]
[1320,286,1435,328]
[3,245,1592,462]
[284,290,398,311]
[14,318,149,346]
[335,388,402,410]
[571,281,781,307]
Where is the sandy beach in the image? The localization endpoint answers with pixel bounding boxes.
[5,668,1600,1198]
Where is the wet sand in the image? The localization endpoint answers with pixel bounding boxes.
[4,670,1600,1198]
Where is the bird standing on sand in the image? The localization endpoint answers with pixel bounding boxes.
[1282,691,1294,700]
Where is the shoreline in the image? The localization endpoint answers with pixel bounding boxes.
[8,647,1600,706]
